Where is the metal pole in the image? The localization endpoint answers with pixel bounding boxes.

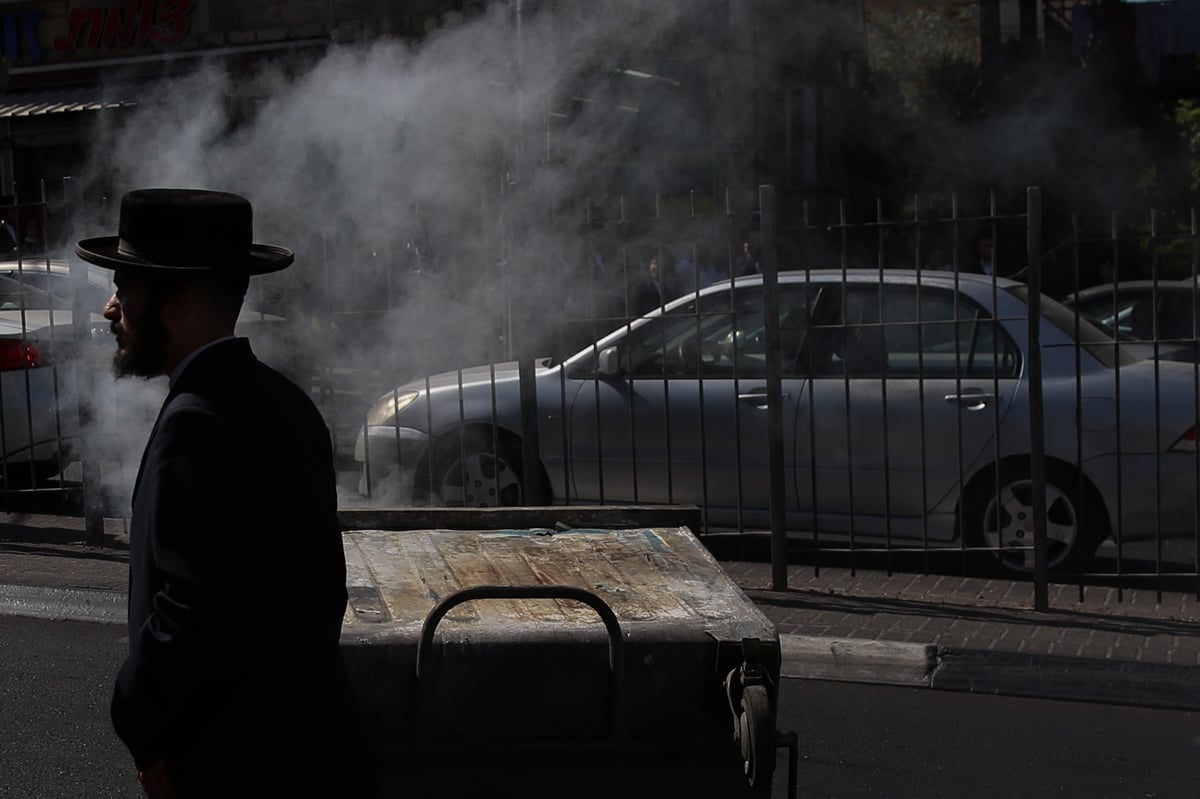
[759,185,787,590]
[518,358,543,505]
[64,179,106,544]
[1027,187,1048,610]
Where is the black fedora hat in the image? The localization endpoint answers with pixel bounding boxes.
[75,188,294,275]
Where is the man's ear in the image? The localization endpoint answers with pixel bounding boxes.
[159,283,196,328]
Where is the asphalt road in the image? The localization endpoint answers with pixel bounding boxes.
[0,616,136,799]
[4,616,1198,799]
[779,680,1200,799]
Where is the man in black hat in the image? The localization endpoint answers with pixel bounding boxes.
[79,188,366,798]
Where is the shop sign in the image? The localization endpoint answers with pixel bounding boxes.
[0,0,195,64]
[53,0,195,55]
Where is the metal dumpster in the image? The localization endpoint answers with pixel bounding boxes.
[339,524,783,798]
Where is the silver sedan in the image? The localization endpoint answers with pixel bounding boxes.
[356,270,1199,573]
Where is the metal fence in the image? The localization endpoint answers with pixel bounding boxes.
[348,185,1199,606]
[1,182,1197,607]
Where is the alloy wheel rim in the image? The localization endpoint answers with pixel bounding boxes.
[439,451,522,507]
[981,478,1079,571]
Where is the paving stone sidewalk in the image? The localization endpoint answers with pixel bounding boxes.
[3,512,1199,710]
[722,560,1200,666]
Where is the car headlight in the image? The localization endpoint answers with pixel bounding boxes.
[366,390,420,427]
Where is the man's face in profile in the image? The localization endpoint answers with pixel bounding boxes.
[102,271,170,379]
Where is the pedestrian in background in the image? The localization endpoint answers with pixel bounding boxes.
[20,218,44,255]
[735,239,760,276]
[976,235,996,276]
[78,188,369,798]
[631,251,669,315]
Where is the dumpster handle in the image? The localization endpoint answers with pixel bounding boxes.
[415,584,626,738]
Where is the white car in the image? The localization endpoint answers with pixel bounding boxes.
[0,259,296,489]
[0,259,112,486]
[356,270,1199,573]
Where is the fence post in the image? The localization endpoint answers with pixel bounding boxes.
[518,358,543,505]
[759,185,788,591]
[1027,186,1048,610]
[69,255,106,545]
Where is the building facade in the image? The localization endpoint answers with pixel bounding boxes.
[0,0,866,227]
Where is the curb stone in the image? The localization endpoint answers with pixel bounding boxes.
[779,635,936,685]
[0,584,125,625]
[778,634,1200,712]
[929,647,1200,712]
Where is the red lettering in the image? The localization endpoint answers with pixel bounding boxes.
[51,0,194,55]
[136,0,155,46]
[52,7,103,55]
[151,0,193,46]
[101,1,141,49]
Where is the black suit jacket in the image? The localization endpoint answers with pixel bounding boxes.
[111,338,355,793]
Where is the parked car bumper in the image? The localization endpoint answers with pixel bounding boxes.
[1087,452,1198,540]
[355,424,429,504]
[0,364,78,486]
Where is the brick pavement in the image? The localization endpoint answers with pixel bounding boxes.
[722,561,1200,667]
[3,512,1199,710]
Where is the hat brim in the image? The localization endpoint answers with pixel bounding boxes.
[75,236,294,275]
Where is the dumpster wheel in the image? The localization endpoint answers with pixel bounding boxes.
[739,683,773,787]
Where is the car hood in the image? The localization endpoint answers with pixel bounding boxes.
[0,309,108,339]
[400,361,524,395]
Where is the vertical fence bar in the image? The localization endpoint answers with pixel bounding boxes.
[1070,213,1087,602]
[1193,208,1199,601]
[1149,209,1165,602]
[72,208,106,543]
[1110,210,1125,601]
[1027,187,1048,610]
[759,185,787,590]
[876,196,894,575]
[518,358,542,505]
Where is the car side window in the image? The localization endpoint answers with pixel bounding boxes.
[1079,292,1153,340]
[802,283,1020,379]
[616,286,813,379]
[0,270,110,311]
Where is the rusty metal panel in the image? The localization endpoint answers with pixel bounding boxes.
[341,525,775,641]
[339,525,780,798]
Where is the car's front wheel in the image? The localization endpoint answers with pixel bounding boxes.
[425,429,524,508]
[969,466,1104,574]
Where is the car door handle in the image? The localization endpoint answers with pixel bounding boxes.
[737,390,790,403]
[944,391,998,409]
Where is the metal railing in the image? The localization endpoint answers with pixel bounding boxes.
[6,180,1198,609]
[349,185,1199,607]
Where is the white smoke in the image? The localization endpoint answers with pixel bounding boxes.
[67,0,710,511]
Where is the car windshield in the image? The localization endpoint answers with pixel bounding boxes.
[1009,285,1139,368]
[0,268,111,312]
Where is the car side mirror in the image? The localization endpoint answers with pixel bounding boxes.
[595,345,625,379]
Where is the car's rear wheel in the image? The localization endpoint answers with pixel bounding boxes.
[426,429,524,508]
[969,466,1104,574]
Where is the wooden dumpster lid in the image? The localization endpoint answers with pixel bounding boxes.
[340,526,777,643]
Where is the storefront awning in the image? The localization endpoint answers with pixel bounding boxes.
[0,86,140,119]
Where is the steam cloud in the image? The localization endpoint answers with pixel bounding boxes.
[70,1,709,511]
[72,2,1145,513]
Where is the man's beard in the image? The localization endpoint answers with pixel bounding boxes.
[112,303,169,379]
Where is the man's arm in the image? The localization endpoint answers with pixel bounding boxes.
[112,403,244,769]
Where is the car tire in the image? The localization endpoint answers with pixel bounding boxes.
[424,428,525,508]
[968,464,1104,575]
